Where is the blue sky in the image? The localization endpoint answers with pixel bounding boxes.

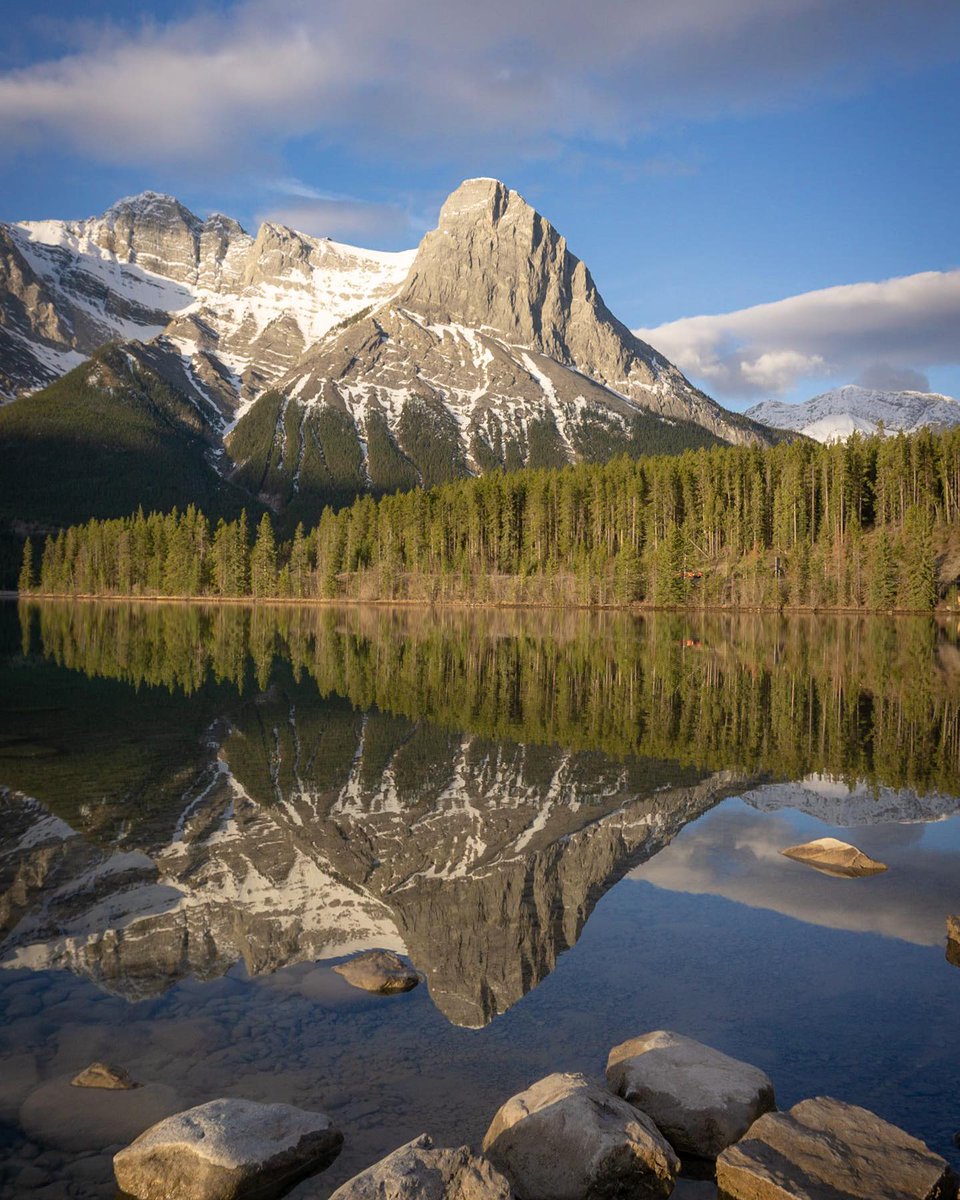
[1,0,958,409]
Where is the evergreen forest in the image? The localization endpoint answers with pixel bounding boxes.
[20,428,960,612]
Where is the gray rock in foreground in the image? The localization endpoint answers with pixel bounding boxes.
[606,1030,775,1159]
[113,1097,343,1200]
[71,1061,138,1089]
[333,950,420,994]
[483,1071,679,1200]
[780,837,887,877]
[329,1134,511,1200]
[716,1096,958,1200]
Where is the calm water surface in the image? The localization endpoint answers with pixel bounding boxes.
[1,602,958,1198]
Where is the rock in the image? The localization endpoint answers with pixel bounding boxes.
[715,1095,959,1200]
[947,915,960,968]
[71,1062,138,1090]
[482,1071,679,1200]
[20,1075,183,1153]
[606,1030,775,1159]
[332,950,420,994]
[329,1133,511,1200]
[113,1097,342,1200]
[780,837,887,877]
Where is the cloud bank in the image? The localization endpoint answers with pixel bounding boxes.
[636,269,960,400]
[1,0,959,166]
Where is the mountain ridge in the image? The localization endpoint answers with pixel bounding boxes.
[746,383,960,443]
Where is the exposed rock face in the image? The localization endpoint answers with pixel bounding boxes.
[333,950,420,994]
[71,1061,138,1089]
[715,1096,959,1200]
[263,178,768,500]
[606,1030,776,1159]
[329,1134,511,1200]
[1,192,412,406]
[113,1097,343,1200]
[948,914,960,968]
[780,837,887,877]
[482,1072,679,1200]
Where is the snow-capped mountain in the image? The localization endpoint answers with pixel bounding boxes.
[0,182,773,522]
[0,191,414,418]
[745,384,960,443]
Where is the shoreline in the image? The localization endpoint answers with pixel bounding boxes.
[8,590,958,618]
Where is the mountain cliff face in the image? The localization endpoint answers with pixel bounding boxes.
[0,181,775,537]
[746,384,960,443]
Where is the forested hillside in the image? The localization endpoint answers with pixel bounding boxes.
[22,428,960,612]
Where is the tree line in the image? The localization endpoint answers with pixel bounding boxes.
[20,427,960,610]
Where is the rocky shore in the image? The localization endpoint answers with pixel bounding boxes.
[103,1015,958,1200]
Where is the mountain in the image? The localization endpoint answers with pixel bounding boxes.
[745,384,960,443]
[0,181,775,559]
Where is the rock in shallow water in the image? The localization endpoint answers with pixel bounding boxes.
[113,1097,343,1200]
[780,837,887,877]
[329,1134,511,1200]
[483,1071,679,1200]
[947,914,960,968]
[71,1061,138,1089]
[606,1030,775,1160]
[332,950,420,994]
[716,1096,958,1200]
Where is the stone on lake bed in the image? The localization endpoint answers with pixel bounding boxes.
[71,1061,138,1089]
[947,914,960,968]
[716,1095,959,1200]
[483,1071,679,1200]
[20,1075,183,1154]
[332,950,420,994]
[113,1097,343,1200]
[606,1030,775,1160]
[329,1133,511,1200]
[780,837,887,877]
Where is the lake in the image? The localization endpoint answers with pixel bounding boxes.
[1,600,959,1198]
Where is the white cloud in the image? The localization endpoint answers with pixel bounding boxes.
[259,197,419,243]
[0,0,958,166]
[636,270,960,399]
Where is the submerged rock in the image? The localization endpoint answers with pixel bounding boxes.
[332,950,420,994]
[21,1075,182,1153]
[113,1097,343,1200]
[780,837,887,877]
[483,1071,679,1200]
[947,915,960,968]
[329,1133,511,1200]
[716,1096,958,1200]
[606,1030,775,1159]
[71,1061,138,1089]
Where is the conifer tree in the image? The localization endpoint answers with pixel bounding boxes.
[250,513,278,598]
[18,539,34,594]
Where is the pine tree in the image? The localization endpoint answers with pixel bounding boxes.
[18,539,34,594]
[250,513,278,599]
[901,505,937,611]
[866,528,898,611]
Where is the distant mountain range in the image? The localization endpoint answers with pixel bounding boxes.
[0,179,773,556]
[746,384,960,443]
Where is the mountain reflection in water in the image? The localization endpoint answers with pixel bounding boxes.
[2,602,959,1028]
